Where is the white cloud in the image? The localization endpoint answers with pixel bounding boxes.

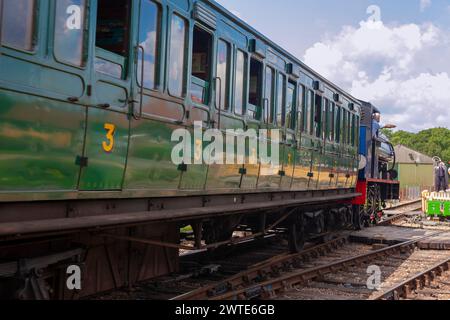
[420,0,432,12]
[303,18,450,132]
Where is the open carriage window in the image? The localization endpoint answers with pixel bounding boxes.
[314,94,322,138]
[1,0,36,51]
[96,0,131,56]
[191,26,212,105]
[249,58,263,108]
[94,0,131,78]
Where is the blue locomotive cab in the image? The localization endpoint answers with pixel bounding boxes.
[354,101,400,223]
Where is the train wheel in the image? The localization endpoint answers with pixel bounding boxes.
[326,209,338,231]
[366,185,382,224]
[288,215,306,253]
[316,212,326,234]
[345,206,354,228]
[352,205,365,230]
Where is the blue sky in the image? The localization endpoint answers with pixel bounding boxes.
[217,0,450,132]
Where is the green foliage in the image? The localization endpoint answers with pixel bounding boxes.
[382,128,450,162]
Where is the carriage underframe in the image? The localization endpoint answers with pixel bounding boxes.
[0,188,361,299]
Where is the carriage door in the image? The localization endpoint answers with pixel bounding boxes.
[79,0,134,190]
[280,81,297,190]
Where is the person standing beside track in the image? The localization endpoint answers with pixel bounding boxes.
[435,161,449,192]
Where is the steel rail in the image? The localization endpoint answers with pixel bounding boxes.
[172,236,348,300]
[387,199,422,211]
[370,257,450,300]
[378,200,422,226]
[205,231,448,300]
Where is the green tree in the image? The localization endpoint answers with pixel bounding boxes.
[385,127,450,163]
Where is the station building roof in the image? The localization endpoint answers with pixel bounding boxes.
[394,145,434,165]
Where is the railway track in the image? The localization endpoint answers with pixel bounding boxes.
[380,200,450,231]
[378,200,422,226]
[91,233,362,300]
[89,199,450,301]
[370,255,450,300]
[408,268,450,300]
[172,236,350,300]
[173,231,449,300]
[89,234,287,300]
[172,236,376,300]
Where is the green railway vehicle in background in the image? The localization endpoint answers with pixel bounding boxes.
[0,0,383,299]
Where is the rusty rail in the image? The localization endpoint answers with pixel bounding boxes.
[172,236,348,300]
[378,200,422,226]
[188,231,447,300]
[370,258,450,300]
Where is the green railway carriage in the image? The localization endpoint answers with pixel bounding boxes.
[0,0,360,199]
[0,0,362,299]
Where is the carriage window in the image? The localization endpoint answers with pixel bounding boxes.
[249,58,263,107]
[168,14,187,97]
[137,0,160,89]
[351,114,356,146]
[342,109,348,144]
[347,111,353,145]
[355,115,360,148]
[276,73,286,126]
[297,85,305,132]
[286,82,296,130]
[264,67,275,124]
[1,0,36,51]
[94,0,131,78]
[314,94,322,138]
[234,50,246,116]
[55,0,86,67]
[324,98,330,140]
[235,50,246,116]
[335,106,341,143]
[96,0,131,56]
[304,90,313,134]
[191,26,212,105]
[216,40,230,111]
[329,102,335,141]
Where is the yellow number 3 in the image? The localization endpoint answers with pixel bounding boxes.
[102,123,116,153]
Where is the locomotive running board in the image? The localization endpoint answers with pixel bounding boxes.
[0,193,360,241]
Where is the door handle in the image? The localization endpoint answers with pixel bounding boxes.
[214,76,222,129]
[67,97,79,102]
[134,45,145,120]
[262,98,269,124]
